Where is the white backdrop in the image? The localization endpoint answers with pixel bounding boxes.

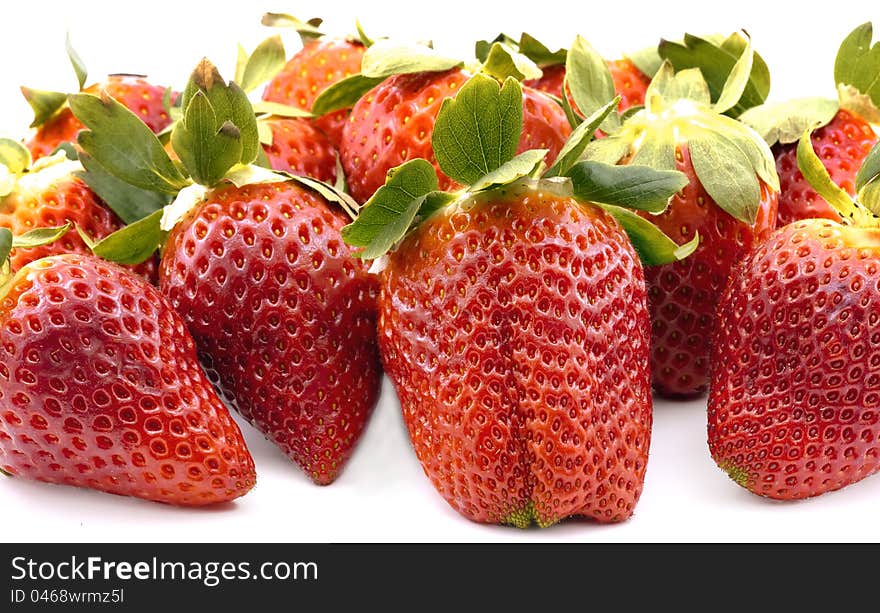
[2,0,879,542]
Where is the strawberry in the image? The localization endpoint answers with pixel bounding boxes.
[708,134,880,499]
[0,143,158,282]
[260,116,338,184]
[261,14,366,148]
[0,251,255,505]
[343,73,692,525]
[69,59,382,484]
[22,39,173,161]
[340,67,571,203]
[741,24,880,228]
[581,55,780,397]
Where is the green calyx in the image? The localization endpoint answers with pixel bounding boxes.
[797,127,880,225]
[261,12,324,44]
[21,33,89,128]
[658,31,770,118]
[311,40,463,116]
[835,22,880,122]
[235,35,286,94]
[584,61,779,226]
[342,72,695,267]
[0,139,34,193]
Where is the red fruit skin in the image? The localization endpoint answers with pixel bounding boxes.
[159,182,381,485]
[261,117,338,184]
[26,76,173,161]
[0,254,255,505]
[709,220,880,499]
[524,59,648,113]
[0,173,158,283]
[340,69,572,203]
[774,110,878,227]
[379,186,652,526]
[643,145,778,397]
[263,37,366,149]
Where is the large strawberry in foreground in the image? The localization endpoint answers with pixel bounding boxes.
[0,245,255,505]
[582,45,780,397]
[343,73,693,526]
[70,59,382,485]
[22,37,172,161]
[709,136,880,499]
[741,23,880,227]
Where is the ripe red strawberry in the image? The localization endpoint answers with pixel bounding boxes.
[25,76,173,162]
[378,188,651,525]
[160,181,381,484]
[263,37,365,148]
[774,111,877,226]
[0,151,158,282]
[741,23,880,228]
[525,59,649,113]
[340,68,571,203]
[260,117,338,183]
[70,58,382,484]
[709,219,880,498]
[644,146,777,396]
[343,73,691,525]
[0,253,256,505]
[583,61,780,396]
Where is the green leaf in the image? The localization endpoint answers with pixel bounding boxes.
[311,74,384,116]
[713,33,753,114]
[261,13,324,42]
[834,22,880,118]
[689,134,761,224]
[739,97,839,146]
[658,32,770,117]
[361,40,463,79]
[475,34,518,64]
[287,175,361,221]
[179,59,260,166]
[237,35,286,93]
[630,125,676,171]
[545,96,619,177]
[626,46,663,78]
[341,159,446,258]
[645,63,711,107]
[582,135,631,165]
[66,33,88,90]
[518,32,567,67]
[568,161,688,213]
[252,101,314,118]
[11,223,71,248]
[77,152,169,224]
[596,203,699,266]
[481,42,542,82]
[796,126,865,220]
[85,209,164,265]
[432,74,522,186]
[0,139,32,175]
[0,228,11,266]
[470,149,547,192]
[20,87,67,128]
[171,93,243,187]
[70,92,189,194]
[355,20,374,47]
[566,35,619,133]
[856,141,880,193]
[558,83,582,128]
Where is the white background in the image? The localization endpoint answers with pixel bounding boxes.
[2,0,879,542]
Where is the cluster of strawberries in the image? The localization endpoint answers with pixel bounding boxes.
[1,14,879,528]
